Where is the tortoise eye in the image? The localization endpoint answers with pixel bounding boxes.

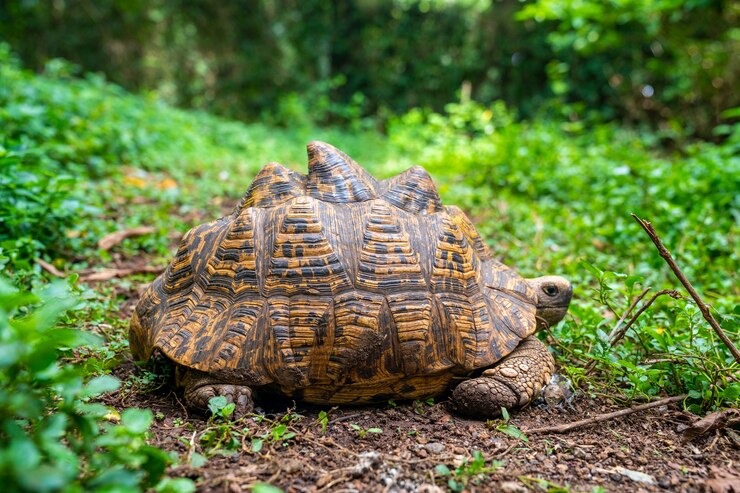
[542,285,559,297]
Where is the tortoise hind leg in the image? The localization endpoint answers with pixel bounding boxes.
[452,336,554,417]
[178,369,254,419]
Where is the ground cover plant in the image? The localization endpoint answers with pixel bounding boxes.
[0,45,737,491]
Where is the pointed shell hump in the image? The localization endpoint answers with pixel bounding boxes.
[239,162,307,210]
[382,166,443,215]
[306,141,378,203]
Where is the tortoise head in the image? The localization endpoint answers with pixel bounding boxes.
[525,275,572,330]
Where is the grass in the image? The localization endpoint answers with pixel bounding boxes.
[0,43,738,490]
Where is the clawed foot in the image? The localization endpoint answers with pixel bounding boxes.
[184,383,254,419]
[452,336,554,418]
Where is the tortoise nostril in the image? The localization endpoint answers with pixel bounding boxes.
[542,285,559,297]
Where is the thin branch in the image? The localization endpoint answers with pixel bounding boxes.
[608,287,651,340]
[632,214,740,365]
[585,288,680,375]
[608,289,681,348]
[523,394,686,435]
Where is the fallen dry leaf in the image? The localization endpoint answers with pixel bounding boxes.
[36,258,67,277]
[683,408,740,441]
[79,266,163,282]
[157,177,178,190]
[98,226,156,251]
[706,466,740,493]
[122,175,148,188]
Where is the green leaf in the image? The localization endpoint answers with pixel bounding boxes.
[220,403,236,418]
[155,477,197,493]
[252,483,284,493]
[189,452,208,467]
[88,466,143,489]
[82,374,121,398]
[208,395,228,415]
[580,261,603,277]
[448,478,463,492]
[251,438,264,453]
[19,464,73,493]
[719,383,740,403]
[0,342,22,367]
[688,389,702,399]
[271,423,287,438]
[497,424,529,442]
[434,464,451,476]
[121,408,153,434]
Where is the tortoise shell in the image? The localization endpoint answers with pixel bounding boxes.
[130,142,538,404]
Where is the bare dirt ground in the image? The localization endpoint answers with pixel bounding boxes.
[107,356,738,493]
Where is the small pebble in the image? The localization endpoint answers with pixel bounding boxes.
[500,481,528,493]
[425,442,445,455]
[574,448,589,460]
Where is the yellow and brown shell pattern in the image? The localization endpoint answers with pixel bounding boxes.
[130,141,538,404]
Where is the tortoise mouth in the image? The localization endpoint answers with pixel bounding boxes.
[535,306,570,330]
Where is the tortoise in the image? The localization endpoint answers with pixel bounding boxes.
[130,141,572,418]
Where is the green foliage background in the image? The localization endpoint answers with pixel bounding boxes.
[0,1,738,490]
[1,0,737,136]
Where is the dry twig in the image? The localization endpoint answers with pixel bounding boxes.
[97,226,156,251]
[608,289,681,347]
[36,258,66,277]
[523,394,686,434]
[79,266,163,282]
[608,287,651,340]
[585,288,680,375]
[632,214,740,365]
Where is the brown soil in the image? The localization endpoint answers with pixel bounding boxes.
[106,357,738,493]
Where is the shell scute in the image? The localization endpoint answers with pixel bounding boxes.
[446,205,493,261]
[382,166,443,215]
[306,141,378,203]
[239,162,306,210]
[356,202,426,293]
[265,196,354,297]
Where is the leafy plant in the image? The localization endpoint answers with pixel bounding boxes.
[315,409,330,433]
[487,408,529,443]
[413,397,435,415]
[349,423,383,439]
[0,279,192,492]
[0,150,90,279]
[250,412,301,452]
[198,397,244,456]
[208,395,236,420]
[434,450,504,492]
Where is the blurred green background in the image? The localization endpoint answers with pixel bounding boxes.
[2,0,737,137]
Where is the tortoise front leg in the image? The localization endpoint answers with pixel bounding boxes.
[452,336,554,417]
[178,369,254,419]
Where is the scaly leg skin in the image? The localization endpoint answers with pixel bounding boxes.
[452,336,555,418]
[179,369,254,419]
